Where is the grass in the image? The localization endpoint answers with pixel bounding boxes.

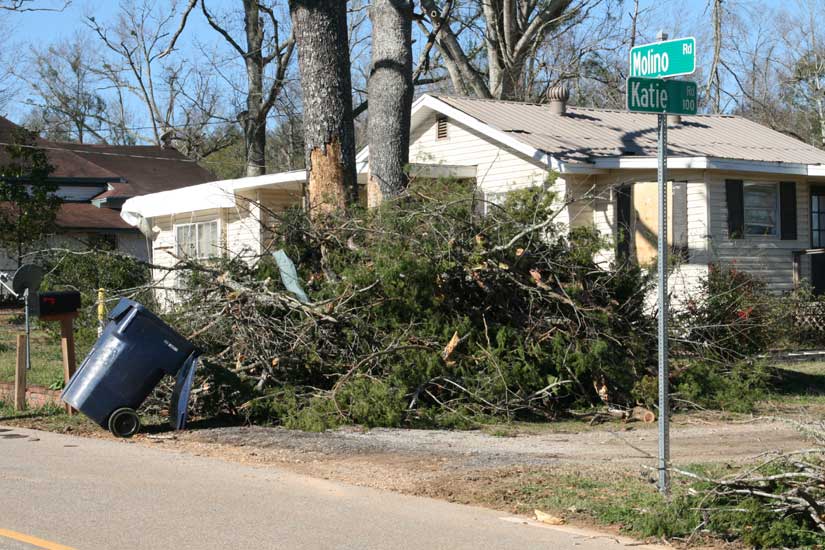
[764,361,825,407]
[446,463,824,548]
[0,313,70,388]
[510,468,700,537]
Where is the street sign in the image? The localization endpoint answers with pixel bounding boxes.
[626,77,697,115]
[629,37,695,79]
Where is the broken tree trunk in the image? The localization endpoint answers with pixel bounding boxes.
[367,0,413,207]
[289,0,358,216]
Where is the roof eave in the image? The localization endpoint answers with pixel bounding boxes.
[594,156,820,176]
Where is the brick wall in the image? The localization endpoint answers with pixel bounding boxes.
[0,382,63,408]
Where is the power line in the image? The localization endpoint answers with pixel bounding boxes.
[10,98,301,135]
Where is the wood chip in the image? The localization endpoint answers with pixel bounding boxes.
[534,509,565,525]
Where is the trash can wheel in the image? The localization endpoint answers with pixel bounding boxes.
[108,408,141,438]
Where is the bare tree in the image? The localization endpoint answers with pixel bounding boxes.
[0,0,69,11]
[21,36,108,143]
[706,0,723,113]
[367,0,413,207]
[419,0,585,100]
[85,0,234,157]
[289,0,357,215]
[193,1,295,176]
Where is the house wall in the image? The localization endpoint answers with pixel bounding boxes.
[116,232,150,262]
[148,188,302,307]
[706,172,814,292]
[408,113,570,224]
[589,169,710,306]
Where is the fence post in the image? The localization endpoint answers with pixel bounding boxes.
[14,334,26,411]
[60,316,77,415]
[793,252,801,289]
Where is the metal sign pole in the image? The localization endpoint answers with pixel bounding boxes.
[657,110,670,495]
[24,288,31,371]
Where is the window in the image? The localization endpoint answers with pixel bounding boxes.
[743,182,778,236]
[671,181,688,258]
[176,221,218,259]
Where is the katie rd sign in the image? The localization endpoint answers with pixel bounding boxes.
[626,77,697,115]
[629,37,696,79]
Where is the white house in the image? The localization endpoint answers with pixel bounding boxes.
[121,91,825,304]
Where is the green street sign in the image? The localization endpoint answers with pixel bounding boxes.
[629,37,696,78]
[626,77,698,115]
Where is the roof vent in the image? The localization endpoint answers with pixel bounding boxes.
[436,115,448,140]
[547,85,570,115]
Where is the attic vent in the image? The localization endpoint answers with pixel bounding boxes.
[436,116,448,140]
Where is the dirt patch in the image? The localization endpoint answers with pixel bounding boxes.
[113,416,808,505]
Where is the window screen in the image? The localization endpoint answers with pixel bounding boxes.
[176,224,197,258]
[743,182,778,236]
[176,221,218,258]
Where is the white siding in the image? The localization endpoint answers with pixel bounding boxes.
[224,190,264,262]
[150,209,222,307]
[588,169,710,306]
[707,173,813,292]
[148,188,303,307]
[408,113,569,225]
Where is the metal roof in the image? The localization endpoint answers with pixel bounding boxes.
[432,95,825,166]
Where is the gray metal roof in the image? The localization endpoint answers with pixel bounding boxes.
[432,95,825,165]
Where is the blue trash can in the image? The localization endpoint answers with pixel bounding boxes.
[62,298,197,437]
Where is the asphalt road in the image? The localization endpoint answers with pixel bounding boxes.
[0,425,665,550]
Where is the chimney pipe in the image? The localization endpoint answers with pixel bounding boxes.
[547,85,570,115]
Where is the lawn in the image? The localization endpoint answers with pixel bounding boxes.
[763,360,825,409]
[0,311,66,388]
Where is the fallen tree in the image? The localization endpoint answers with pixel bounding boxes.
[165,177,658,429]
[669,419,825,547]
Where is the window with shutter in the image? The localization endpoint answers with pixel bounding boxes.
[743,182,779,236]
[725,179,744,239]
[780,181,797,240]
[671,181,689,258]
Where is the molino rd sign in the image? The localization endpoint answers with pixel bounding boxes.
[629,37,696,79]
[627,77,697,115]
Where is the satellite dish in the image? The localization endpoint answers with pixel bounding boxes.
[12,264,44,296]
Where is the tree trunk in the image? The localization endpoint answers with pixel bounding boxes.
[290,0,357,215]
[243,0,266,176]
[367,0,413,207]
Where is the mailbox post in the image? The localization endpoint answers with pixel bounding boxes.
[37,291,82,415]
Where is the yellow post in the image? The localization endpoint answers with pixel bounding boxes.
[97,288,105,336]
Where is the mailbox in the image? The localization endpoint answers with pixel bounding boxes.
[36,291,82,317]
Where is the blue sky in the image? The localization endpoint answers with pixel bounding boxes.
[0,0,807,132]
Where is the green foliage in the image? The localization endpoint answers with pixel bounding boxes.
[676,263,777,361]
[673,360,769,413]
[0,129,59,264]
[516,467,824,548]
[180,176,657,429]
[37,246,152,353]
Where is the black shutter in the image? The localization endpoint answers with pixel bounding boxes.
[616,185,632,261]
[725,179,744,239]
[780,181,797,240]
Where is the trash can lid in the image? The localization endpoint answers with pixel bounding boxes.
[107,297,141,322]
